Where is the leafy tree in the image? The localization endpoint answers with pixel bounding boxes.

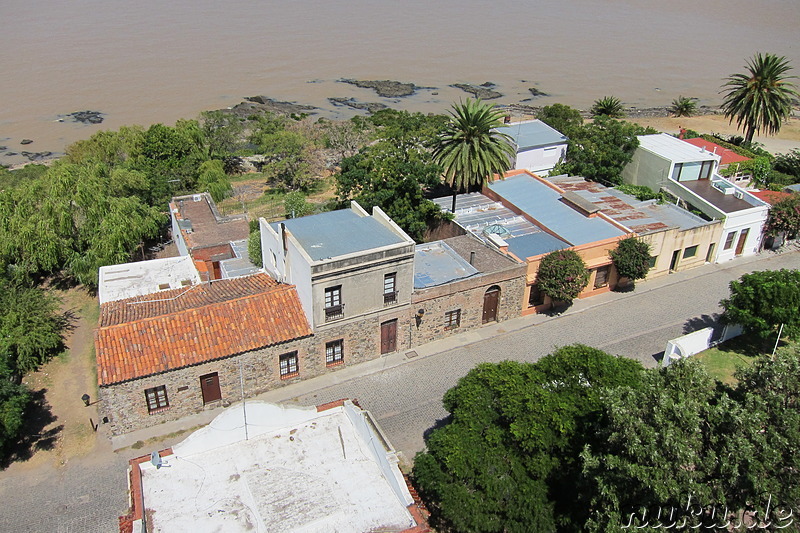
[413,345,644,533]
[432,99,515,213]
[0,377,30,455]
[325,119,373,163]
[670,96,697,117]
[773,148,800,179]
[536,103,583,135]
[196,160,233,202]
[581,359,755,532]
[591,96,625,118]
[367,109,447,148]
[535,249,590,304]
[765,194,800,239]
[721,53,800,145]
[284,191,314,219]
[256,130,317,190]
[199,110,245,157]
[551,117,652,185]
[720,269,800,340]
[247,229,262,268]
[609,237,652,283]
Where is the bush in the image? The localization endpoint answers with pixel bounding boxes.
[536,249,590,303]
[616,184,664,202]
[283,191,314,219]
[670,96,697,117]
[609,237,652,282]
[247,230,262,267]
[590,96,625,118]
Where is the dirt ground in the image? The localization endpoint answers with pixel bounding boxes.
[627,114,800,155]
[5,288,108,472]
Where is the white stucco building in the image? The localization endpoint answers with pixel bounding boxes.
[496,119,568,176]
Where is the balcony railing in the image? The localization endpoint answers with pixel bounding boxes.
[383,291,398,305]
[324,304,344,321]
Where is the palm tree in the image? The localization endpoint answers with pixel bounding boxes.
[432,99,515,213]
[721,53,799,145]
[670,96,697,117]
[591,96,625,118]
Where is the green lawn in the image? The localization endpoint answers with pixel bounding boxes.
[694,335,793,385]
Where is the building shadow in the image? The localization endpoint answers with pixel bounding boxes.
[0,388,63,469]
[682,313,721,334]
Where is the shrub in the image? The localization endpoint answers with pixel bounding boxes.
[536,249,590,303]
[670,96,697,117]
[616,184,664,202]
[609,237,652,281]
[590,96,625,118]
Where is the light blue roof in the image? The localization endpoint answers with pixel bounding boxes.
[785,183,800,193]
[414,241,479,289]
[506,232,569,259]
[272,209,406,261]
[488,174,625,245]
[496,120,568,151]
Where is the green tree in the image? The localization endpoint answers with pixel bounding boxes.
[609,237,652,283]
[535,249,590,304]
[413,345,644,533]
[670,96,697,117]
[284,191,314,219]
[432,99,515,213]
[773,148,800,179]
[199,110,245,157]
[537,103,584,136]
[0,377,30,456]
[196,160,233,202]
[551,117,652,185]
[247,228,262,268]
[765,194,800,239]
[591,96,625,118]
[720,269,800,340]
[257,130,316,190]
[721,53,800,145]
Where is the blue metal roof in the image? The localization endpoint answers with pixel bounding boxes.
[414,242,479,289]
[506,232,569,259]
[272,209,406,261]
[496,120,568,151]
[488,174,625,245]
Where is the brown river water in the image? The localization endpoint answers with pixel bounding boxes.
[1,0,798,165]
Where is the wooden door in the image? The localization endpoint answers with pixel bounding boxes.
[200,372,221,404]
[380,320,397,354]
[735,228,749,256]
[482,286,500,324]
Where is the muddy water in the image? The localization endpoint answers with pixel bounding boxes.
[1,0,798,164]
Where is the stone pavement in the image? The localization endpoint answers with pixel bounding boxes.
[0,248,797,532]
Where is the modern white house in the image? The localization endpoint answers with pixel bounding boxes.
[495,119,568,176]
[622,134,769,262]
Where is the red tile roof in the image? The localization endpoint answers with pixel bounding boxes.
[751,190,794,205]
[95,274,312,386]
[682,138,751,166]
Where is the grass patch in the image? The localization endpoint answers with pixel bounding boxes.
[695,335,793,385]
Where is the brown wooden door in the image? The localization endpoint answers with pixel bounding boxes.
[482,286,500,324]
[380,320,397,354]
[735,228,749,256]
[200,372,221,404]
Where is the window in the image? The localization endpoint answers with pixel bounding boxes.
[723,231,736,250]
[593,265,610,289]
[671,162,683,181]
[145,385,169,413]
[528,284,545,307]
[444,309,461,329]
[383,273,397,305]
[700,160,714,180]
[648,256,658,269]
[279,351,299,378]
[683,245,698,259]
[324,286,343,321]
[325,340,344,366]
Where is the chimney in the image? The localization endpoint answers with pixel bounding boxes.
[469,251,476,265]
[504,115,511,124]
[280,222,288,253]
[678,127,686,139]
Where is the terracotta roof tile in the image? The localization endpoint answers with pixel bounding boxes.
[95,274,312,386]
[682,137,751,166]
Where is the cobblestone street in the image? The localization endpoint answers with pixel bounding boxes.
[0,249,796,532]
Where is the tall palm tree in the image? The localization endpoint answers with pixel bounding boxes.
[721,53,799,145]
[432,99,515,213]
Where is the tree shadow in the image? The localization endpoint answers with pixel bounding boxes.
[683,313,722,335]
[0,388,62,469]
[613,282,636,293]
[542,302,573,317]
[422,414,452,443]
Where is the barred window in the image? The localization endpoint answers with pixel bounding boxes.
[325,340,344,366]
[279,351,299,378]
[144,385,169,413]
[445,309,461,329]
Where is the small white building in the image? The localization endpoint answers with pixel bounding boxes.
[495,119,568,176]
[97,256,201,304]
[622,134,769,262]
[122,400,427,533]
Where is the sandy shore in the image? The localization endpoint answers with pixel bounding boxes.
[626,113,800,155]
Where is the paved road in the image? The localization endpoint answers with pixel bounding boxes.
[0,249,796,532]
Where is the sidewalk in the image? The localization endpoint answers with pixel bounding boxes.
[110,247,795,451]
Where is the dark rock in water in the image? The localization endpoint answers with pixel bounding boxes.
[340,79,416,98]
[431,92,439,96]
[328,97,387,114]
[21,151,53,161]
[528,87,550,98]
[225,97,317,118]
[451,83,502,100]
[0,146,6,151]
[20,139,33,145]
[480,81,496,88]
[6,152,18,156]
[68,110,105,124]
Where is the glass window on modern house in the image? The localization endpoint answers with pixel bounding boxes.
[671,163,683,181]
[383,273,397,305]
[279,351,299,378]
[723,231,737,250]
[528,284,545,307]
[700,160,714,179]
[444,309,461,329]
[593,265,610,289]
[648,256,658,269]
[144,385,169,413]
[325,339,344,366]
[324,286,343,320]
[683,245,698,259]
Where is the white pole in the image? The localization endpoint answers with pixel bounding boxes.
[771,323,785,359]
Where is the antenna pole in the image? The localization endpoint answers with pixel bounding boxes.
[239,357,248,440]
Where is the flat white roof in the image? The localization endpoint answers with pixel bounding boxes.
[98,256,201,304]
[637,133,722,164]
[138,402,415,533]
